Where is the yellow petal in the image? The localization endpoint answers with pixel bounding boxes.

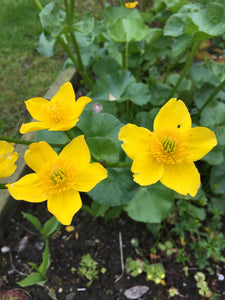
[47,190,82,225]
[0,152,18,179]
[25,141,58,173]
[154,98,192,135]
[6,173,47,202]
[160,159,200,197]
[71,96,92,119]
[131,153,164,186]
[20,121,50,134]
[187,127,217,161]
[47,119,79,131]
[73,163,108,192]
[124,1,138,8]
[0,141,15,155]
[24,97,50,121]
[0,141,18,179]
[60,136,91,168]
[119,124,151,160]
[51,82,75,107]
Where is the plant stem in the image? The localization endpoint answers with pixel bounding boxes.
[0,183,7,189]
[169,41,201,98]
[64,130,75,140]
[57,35,93,90]
[195,78,225,119]
[0,135,66,148]
[70,0,75,26]
[33,0,43,11]
[123,38,129,70]
[64,0,70,25]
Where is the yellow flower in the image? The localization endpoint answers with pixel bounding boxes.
[118,98,217,197]
[124,1,138,9]
[6,136,107,225]
[0,141,18,179]
[20,82,92,134]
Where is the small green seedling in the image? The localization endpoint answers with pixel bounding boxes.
[78,254,99,286]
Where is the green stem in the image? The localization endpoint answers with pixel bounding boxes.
[64,130,75,140]
[0,135,66,148]
[58,35,93,90]
[195,78,225,119]
[102,162,132,168]
[33,0,43,11]
[123,39,129,70]
[0,183,7,189]
[64,0,70,25]
[169,41,201,98]
[70,0,75,27]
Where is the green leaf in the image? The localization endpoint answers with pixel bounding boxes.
[200,102,225,127]
[37,32,56,58]
[171,34,191,57]
[73,12,94,34]
[88,168,137,206]
[124,183,174,223]
[145,28,163,48]
[36,130,69,148]
[17,272,46,287]
[87,201,109,218]
[164,14,185,37]
[149,83,172,106]
[77,110,123,147]
[202,147,224,166]
[135,110,158,131]
[39,2,66,38]
[104,206,122,222]
[210,162,225,194]
[90,70,135,100]
[43,216,60,238]
[93,57,122,78]
[120,82,151,105]
[86,137,119,164]
[107,17,151,42]
[189,64,219,88]
[22,212,42,233]
[38,242,50,276]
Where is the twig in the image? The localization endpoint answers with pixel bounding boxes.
[114,232,124,282]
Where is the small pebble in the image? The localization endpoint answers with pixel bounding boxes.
[1,246,10,253]
[58,287,63,293]
[218,274,224,281]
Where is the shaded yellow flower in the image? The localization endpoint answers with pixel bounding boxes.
[6,136,107,225]
[0,141,18,179]
[124,1,138,9]
[118,98,217,197]
[20,82,92,134]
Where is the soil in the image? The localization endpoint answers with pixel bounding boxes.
[0,195,225,300]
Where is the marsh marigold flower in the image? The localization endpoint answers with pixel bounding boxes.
[119,98,217,196]
[6,136,107,225]
[0,141,18,179]
[20,82,92,134]
[124,1,138,8]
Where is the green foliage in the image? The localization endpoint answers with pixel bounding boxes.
[18,213,60,287]
[78,254,99,284]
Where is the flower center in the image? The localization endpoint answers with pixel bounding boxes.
[149,128,188,164]
[48,102,63,123]
[38,157,77,196]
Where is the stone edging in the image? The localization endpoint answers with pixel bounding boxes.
[0,67,75,239]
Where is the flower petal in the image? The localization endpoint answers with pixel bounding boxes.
[118,124,151,160]
[48,119,79,131]
[20,121,50,134]
[0,152,18,179]
[47,190,82,225]
[187,127,217,161]
[60,135,91,167]
[25,141,58,173]
[73,163,108,192]
[51,82,75,107]
[71,96,92,119]
[131,153,164,186]
[154,98,192,134]
[160,159,200,196]
[23,97,50,121]
[6,173,47,202]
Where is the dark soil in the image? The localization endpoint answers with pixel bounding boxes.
[0,195,225,300]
